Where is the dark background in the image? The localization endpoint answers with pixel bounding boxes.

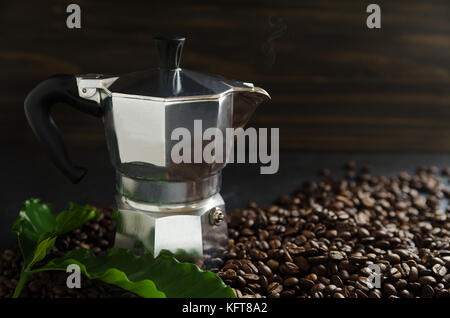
[1,0,450,248]
[3,0,450,151]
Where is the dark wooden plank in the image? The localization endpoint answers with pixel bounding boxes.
[2,0,450,151]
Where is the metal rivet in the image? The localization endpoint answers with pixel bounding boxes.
[81,88,87,93]
[209,207,224,226]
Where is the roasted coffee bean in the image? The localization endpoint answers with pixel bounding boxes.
[241,263,255,274]
[305,273,318,281]
[260,275,268,289]
[283,277,299,287]
[233,275,246,288]
[399,289,412,298]
[281,289,296,297]
[269,239,282,249]
[420,284,435,298]
[267,282,283,294]
[331,275,344,287]
[247,283,261,291]
[329,251,345,261]
[432,264,447,276]
[308,255,328,264]
[395,279,408,290]
[258,264,272,277]
[286,246,305,256]
[388,253,401,264]
[299,278,315,289]
[369,289,382,298]
[333,292,345,298]
[27,280,42,293]
[243,273,260,282]
[418,276,436,284]
[383,283,397,296]
[355,289,368,298]
[268,274,283,284]
[222,269,237,280]
[266,259,279,271]
[409,267,419,281]
[295,256,310,271]
[325,284,337,293]
[311,283,326,293]
[280,262,299,275]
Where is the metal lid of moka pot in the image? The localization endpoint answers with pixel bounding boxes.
[107,36,269,101]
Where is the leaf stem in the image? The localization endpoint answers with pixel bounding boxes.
[12,271,31,298]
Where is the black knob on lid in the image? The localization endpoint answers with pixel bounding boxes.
[154,36,185,70]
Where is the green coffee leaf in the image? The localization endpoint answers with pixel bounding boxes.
[12,199,99,270]
[36,248,236,298]
[12,199,100,297]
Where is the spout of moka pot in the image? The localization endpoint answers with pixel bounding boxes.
[232,86,270,129]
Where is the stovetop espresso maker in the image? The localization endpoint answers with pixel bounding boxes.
[24,36,270,263]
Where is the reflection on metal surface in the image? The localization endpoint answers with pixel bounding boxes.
[114,193,227,261]
[118,173,221,204]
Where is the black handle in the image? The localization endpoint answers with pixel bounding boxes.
[24,75,102,183]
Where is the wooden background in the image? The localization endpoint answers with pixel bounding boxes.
[2,0,450,151]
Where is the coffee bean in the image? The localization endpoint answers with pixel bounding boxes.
[236,276,247,287]
[258,264,272,277]
[267,282,283,294]
[420,284,435,298]
[223,269,237,280]
[311,283,326,293]
[399,289,412,298]
[308,256,328,264]
[28,280,42,293]
[268,291,280,298]
[243,273,259,282]
[432,264,447,276]
[299,278,315,289]
[247,283,261,291]
[409,267,419,281]
[326,230,338,239]
[395,279,408,290]
[329,251,345,261]
[418,276,436,284]
[242,263,255,274]
[388,253,401,264]
[355,289,368,298]
[390,267,402,280]
[241,228,254,236]
[266,259,279,271]
[295,256,310,271]
[52,286,65,296]
[283,277,299,287]
[280,262,299,275]
[369,289,382,298]
[383,283,397,296]
[331,275,344,287]
[1,250,15,262]
[260,275,268,289]
[269,239,282,249]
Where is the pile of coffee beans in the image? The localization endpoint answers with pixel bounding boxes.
[217,163,450,298]
[1,162,449,298]
[0,207,137,298]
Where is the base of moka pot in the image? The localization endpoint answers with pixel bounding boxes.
[113,193,229,268]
